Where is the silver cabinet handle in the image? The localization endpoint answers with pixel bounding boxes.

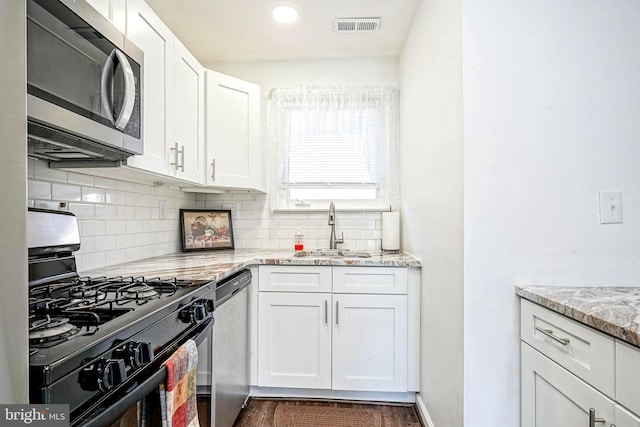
[589,408,605,427]
[170,143,184,171]
[335,301,339,325]
[324,300,328,325]
[535,326,570,345]
[211,158,216,181]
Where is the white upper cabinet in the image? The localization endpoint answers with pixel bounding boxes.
[125,0,175,178]
[205,70,263,191]
[173,38,205,184]
[85,0,126,33]
[124,0,205,185]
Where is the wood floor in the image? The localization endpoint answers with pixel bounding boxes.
[233,398,423,427]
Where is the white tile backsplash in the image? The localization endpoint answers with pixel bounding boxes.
[51,183,82,201]
[200,193,383,251]
[28,160,385,270]
[28,159,196,273]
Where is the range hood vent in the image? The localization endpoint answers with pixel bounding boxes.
[333,18,381,33]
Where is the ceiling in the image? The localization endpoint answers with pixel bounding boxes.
[144,0,421,64]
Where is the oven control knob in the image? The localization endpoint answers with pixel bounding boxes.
[179,302,207,325]
[113,342,153,369]
[79,359,127,392]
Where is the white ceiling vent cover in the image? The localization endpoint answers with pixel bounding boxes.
[333,18,381,33]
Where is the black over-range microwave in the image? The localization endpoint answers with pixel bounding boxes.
[27,0,143,167]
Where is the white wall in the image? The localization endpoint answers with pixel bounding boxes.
[399,0,464,425]
[0,0,28,403]
[463,0,640,424]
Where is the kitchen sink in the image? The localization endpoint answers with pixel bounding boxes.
[293,250,372,258]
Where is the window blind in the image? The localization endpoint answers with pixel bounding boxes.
[283,109,379,186]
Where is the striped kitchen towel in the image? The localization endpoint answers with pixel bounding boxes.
[159,339,199,427]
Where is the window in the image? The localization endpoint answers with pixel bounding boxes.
[268,86,398,209]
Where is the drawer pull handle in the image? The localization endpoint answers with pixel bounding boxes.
[589,408,605,427]
[324,300,328,325]
[336,301,339,325]
[535,326,570,345]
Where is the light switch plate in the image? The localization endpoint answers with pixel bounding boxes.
[599,191,623,224]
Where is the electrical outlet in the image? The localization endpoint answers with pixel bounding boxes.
[599,191,623,224]
[159,200,168,219]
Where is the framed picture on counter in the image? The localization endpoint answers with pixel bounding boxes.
[179,209,234,251]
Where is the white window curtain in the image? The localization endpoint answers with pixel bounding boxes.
[267,85,399,209]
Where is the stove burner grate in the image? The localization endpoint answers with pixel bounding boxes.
[29,316,80,345]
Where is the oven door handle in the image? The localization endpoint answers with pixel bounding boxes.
[78,317,213,427]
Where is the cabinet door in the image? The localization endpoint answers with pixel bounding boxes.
[332,294,407,392]
[206,70,261,189]
[616,405,640,427]
[125,0,174,177]
[616,340,640,417]
[521,342,615,427]
[173,39,204,184]
[85,0,126,33]
[258,292,331,389]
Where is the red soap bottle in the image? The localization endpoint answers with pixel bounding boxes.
[294,227,304,251]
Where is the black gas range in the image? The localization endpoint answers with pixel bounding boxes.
[27,208,217,426]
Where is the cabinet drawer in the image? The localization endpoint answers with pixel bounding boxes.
[259,266,332,292]
[616,340,640,416]
[521,299,615,397]
[332,267,407,294]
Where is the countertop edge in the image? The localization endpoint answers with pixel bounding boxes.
[83,250,422,286]
[516,286,640,348]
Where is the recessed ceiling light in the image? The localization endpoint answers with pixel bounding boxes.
[272,5,298,24]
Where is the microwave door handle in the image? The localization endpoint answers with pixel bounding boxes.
[100,49,117,124]
[113,49,136,130]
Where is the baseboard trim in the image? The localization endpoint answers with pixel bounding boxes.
[249,386,416,404]
[415,393,435,427]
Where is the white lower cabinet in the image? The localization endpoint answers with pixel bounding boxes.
[257,266,414,394]
[258,292,332,389]
[520,298,640,427]
[332,294,407,392]
[521,342,614,427]
[617,406,640,427]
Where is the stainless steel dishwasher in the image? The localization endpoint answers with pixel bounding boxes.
[214,269,251,427]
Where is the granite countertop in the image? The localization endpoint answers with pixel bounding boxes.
[83,249,422,285]
[516,286,640,347]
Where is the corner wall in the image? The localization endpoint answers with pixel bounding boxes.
[0,0,28,403]
[399,0,464,425]
[463,0,640,424]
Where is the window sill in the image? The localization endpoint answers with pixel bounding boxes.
[272,205,393,213]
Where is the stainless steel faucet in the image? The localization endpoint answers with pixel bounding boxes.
[328,201,344,249]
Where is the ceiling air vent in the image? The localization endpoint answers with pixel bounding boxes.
[333,18,381,33]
